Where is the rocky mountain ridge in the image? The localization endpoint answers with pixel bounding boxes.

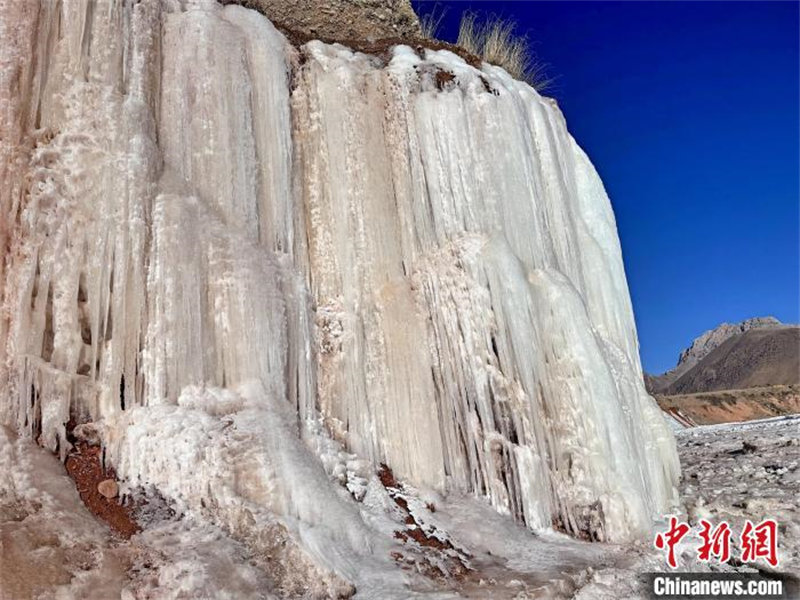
[645,316,791,394]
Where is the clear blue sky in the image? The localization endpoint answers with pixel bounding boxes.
[413,0,800,373]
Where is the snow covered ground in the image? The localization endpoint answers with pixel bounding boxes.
[2,416,797,598]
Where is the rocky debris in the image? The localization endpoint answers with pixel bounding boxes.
[435,69,456,90]
[0,428,287,599]
[572,417,800,599]
[222,0,421,42]
[677,416,800,574]
[378,462,399,488]
[743,440,758,453]
[727,440,758,456]
[98,479,119,499]
[0,427,131,599]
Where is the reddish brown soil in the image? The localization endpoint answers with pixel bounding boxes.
[378,463,399,488]
[379,464,469,578]
[64,442,140,539]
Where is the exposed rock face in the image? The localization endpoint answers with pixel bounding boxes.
[223,0,421,40]
[677,317,782,370]
[646,317,785,393]
[0,0,678,593]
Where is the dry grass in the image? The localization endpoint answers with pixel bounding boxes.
[457,12,551,92]
[419,5,447,39]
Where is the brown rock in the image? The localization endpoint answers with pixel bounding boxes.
[97,479,118,499]
[221,0,421,42]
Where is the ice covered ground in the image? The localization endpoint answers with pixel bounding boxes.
[3,417,796,598]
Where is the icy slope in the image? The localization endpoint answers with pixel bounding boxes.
[0,0,678,591]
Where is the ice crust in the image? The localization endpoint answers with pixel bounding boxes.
[0,0,679,591]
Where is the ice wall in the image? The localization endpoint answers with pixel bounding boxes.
[292,42,681,540]
[0,0,678,576]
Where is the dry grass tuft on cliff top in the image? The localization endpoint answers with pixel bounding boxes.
[419,6,447,40]
[456,13,552,92]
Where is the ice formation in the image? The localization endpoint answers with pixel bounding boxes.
[0,0,679,593]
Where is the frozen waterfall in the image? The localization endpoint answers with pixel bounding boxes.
[0,0,679,593]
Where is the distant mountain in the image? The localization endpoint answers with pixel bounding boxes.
[646,317,799,395]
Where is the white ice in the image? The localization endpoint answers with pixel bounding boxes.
[0,0,680,595]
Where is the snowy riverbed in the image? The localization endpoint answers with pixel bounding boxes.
[676,416,800,574]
